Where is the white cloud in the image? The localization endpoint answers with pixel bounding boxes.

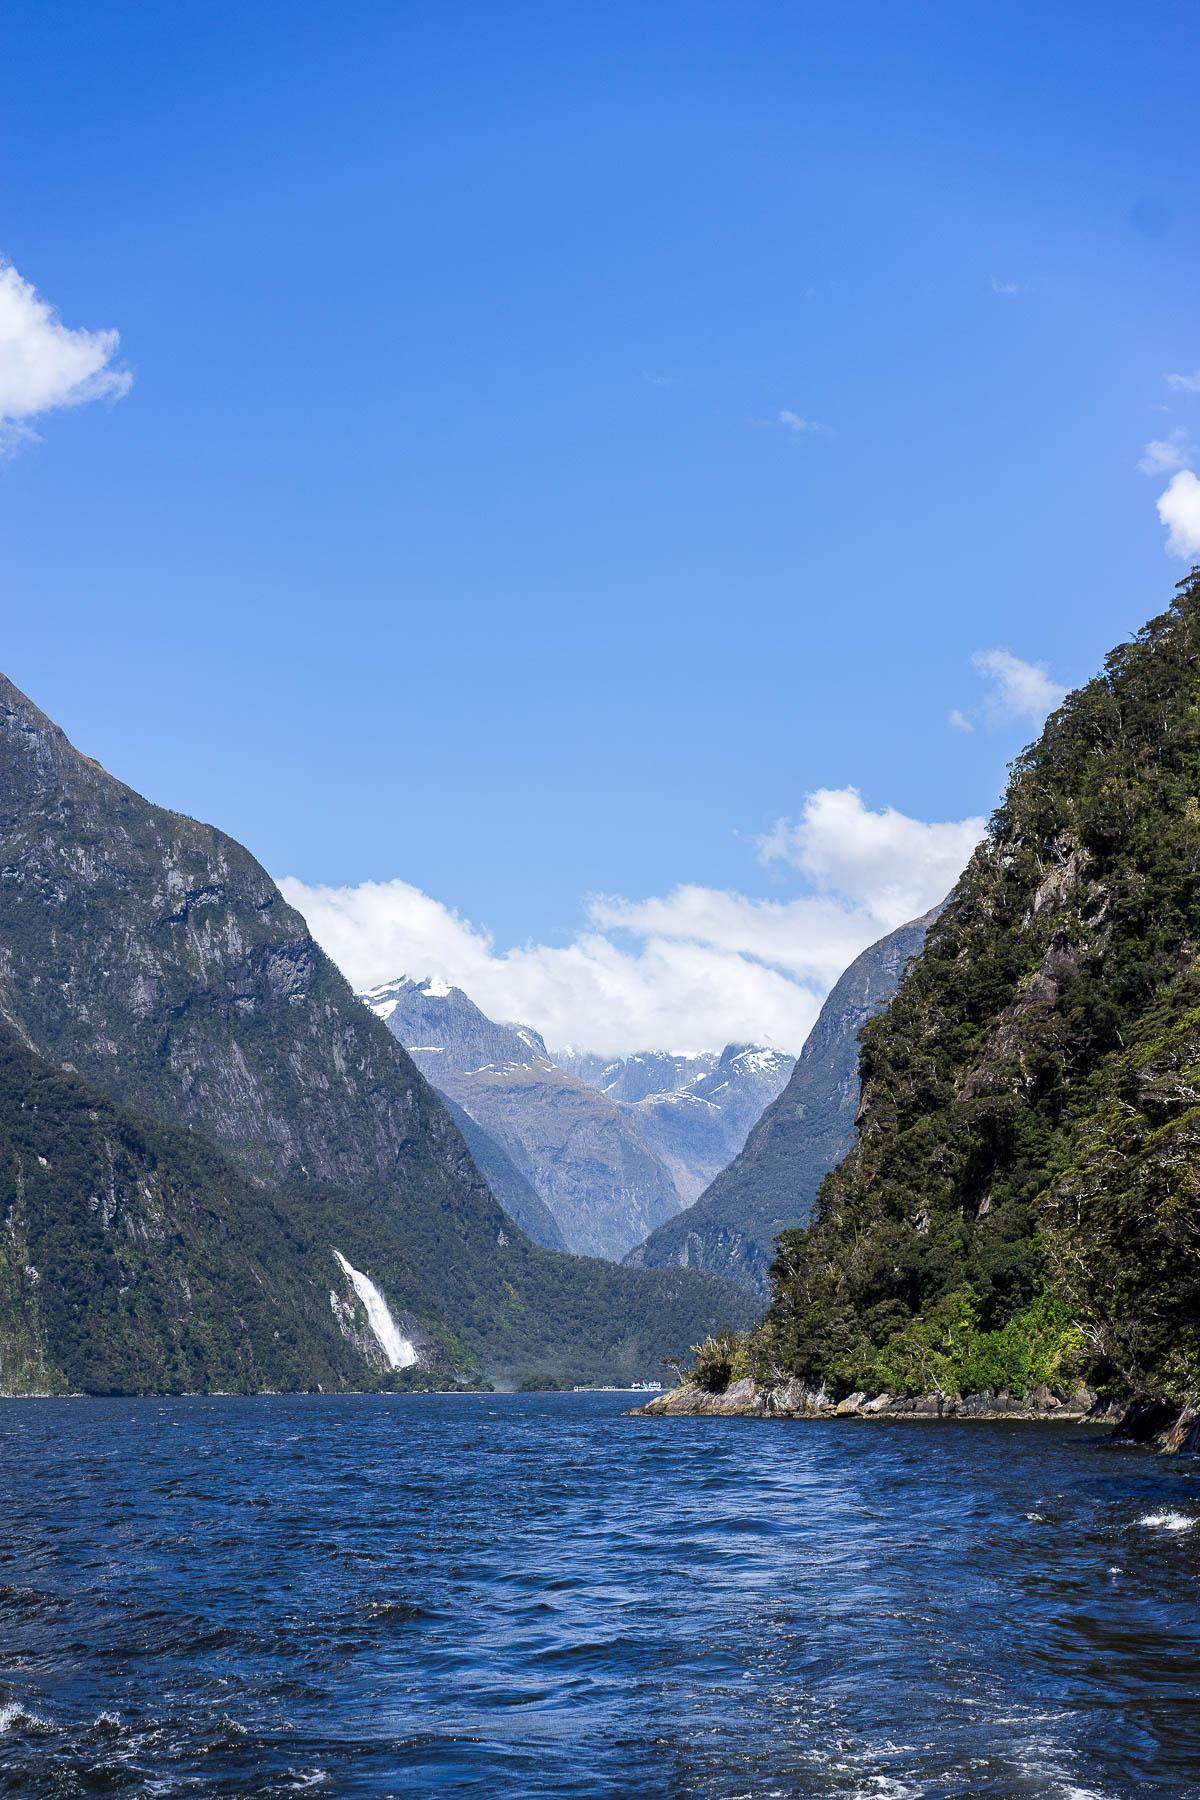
[969,649,1066,726]
[755,788,983,928]
[948,708,972,733]
[279,788,983,1058]
[1157,469,1200,558]
[0,260,131,450]
[779,410,830,435]
[1165,370,1200,394]
[991,277,1025,295]
[1139,430,1190,475]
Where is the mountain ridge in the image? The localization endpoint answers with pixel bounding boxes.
[0,673,755,1389]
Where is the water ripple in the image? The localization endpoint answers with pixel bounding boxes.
[0,1396,1197,1797]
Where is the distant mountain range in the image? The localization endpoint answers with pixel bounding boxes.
[625,907,941,1290]
[0,673,754,1393]
[361,978,795,1260]
[559,1044,797,1207]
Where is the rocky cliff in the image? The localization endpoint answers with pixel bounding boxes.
[626,911,938,1289]
[0,1018,385,1394]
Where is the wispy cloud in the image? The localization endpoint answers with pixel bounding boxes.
[991,277,1026,296]
[1139,430,1191,475]
[779,410,831,435]
[1157,469,1200,558]
[1165,370,1200,394]
[643,372,672,387]
[972,649,1066,724]
[280,787,982,1057]
[0,260,131,451]
[951,649,1066,734]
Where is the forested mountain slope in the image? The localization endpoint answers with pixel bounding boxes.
[0,1019,370,1395]
[628,911,938,1290]
[762,578,1200,1406]
[0,674,753,1387]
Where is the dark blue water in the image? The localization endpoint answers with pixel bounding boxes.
[1,1395,1197,1799]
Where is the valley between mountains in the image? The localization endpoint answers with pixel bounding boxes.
[3,575,1199,1436]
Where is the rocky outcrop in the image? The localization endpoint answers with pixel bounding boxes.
[631,1377,1112,1423]
[1113,1396,1200,1455]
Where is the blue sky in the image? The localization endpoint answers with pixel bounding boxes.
[3,2,1199,1050]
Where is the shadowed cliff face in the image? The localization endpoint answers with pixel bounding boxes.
[624,909,942,1291]
[0,1018,391,1395]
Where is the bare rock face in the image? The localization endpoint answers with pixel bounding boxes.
[0,676,478,1204]
[1158,1399,1200,1455]
[560,1045,796,1206]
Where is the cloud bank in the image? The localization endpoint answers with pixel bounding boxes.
[0,260,131,449]
[280,788,985,1057]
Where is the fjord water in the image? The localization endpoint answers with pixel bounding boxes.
[0,1396,1197,1799]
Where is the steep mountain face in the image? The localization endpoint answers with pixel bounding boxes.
[762,579,1200,1408]
[626,911,939,1290]
[0,1019,423,1394]
[362,979,682,1259]
[0,680,468,1202]
[364,976,549,1073]
[432,1089,567,1251]
[559,1048,715,1099]
[0,675,754,1387]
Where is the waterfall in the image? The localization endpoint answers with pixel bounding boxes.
[331,1250,418,1370]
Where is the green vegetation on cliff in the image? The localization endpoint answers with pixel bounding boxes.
[0,1020,368,1394]
[762,574,1200,1407]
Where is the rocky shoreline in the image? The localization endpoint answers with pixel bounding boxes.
[630,1378,1200,1450]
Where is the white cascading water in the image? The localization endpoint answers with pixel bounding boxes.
[332,1250,418,1370]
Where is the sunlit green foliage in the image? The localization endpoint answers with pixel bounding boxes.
[762,573,1200,1404]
